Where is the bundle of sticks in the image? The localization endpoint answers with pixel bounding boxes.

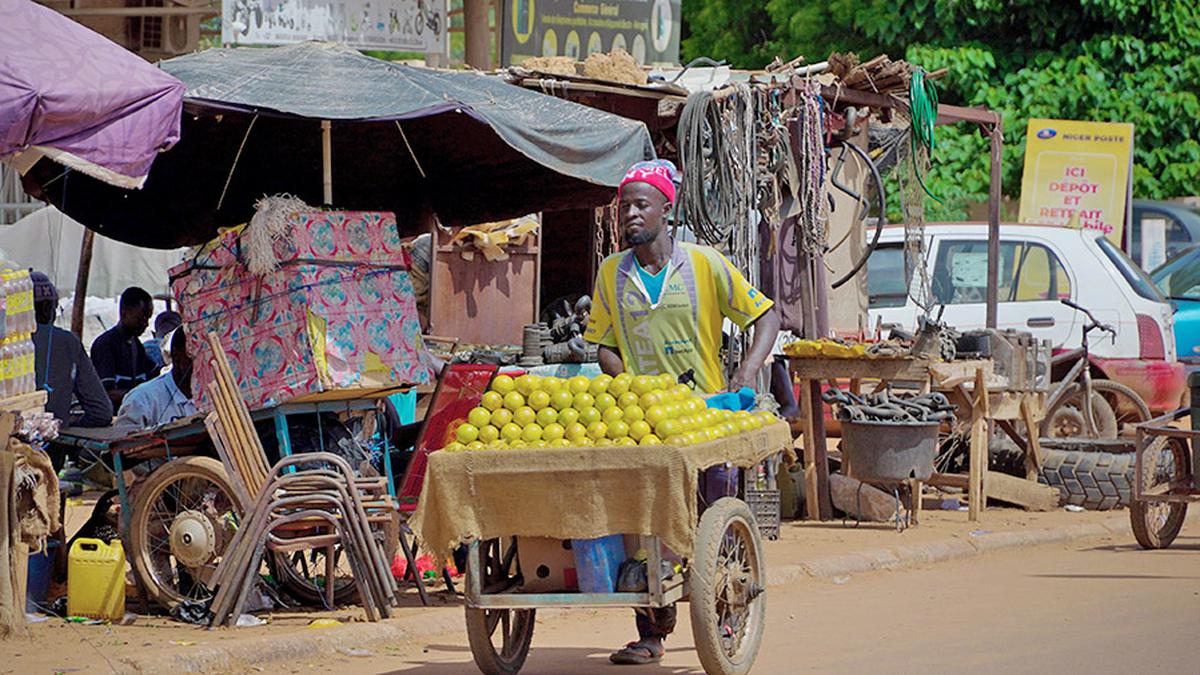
[827,52,945,95]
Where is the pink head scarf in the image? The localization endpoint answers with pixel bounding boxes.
[619,159,679,206]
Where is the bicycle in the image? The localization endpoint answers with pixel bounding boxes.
[1040,298,1151,439]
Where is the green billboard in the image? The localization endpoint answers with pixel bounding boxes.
[501,0,681,67]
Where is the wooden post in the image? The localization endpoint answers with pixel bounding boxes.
[968,367,990,521]
[985,121,1003,329]
[1021,396,1043,480]
[798,377,821,520]
[70,228,95,339]
[463,0,491,70]
[321,120,333,206]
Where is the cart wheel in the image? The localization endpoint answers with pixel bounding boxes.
[128,457,239,609]
[465,607,535,675]
[689,497,766,675]
[274,514,399,606]
[1130,437,1189,549]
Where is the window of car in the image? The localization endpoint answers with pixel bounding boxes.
[1096,236,1166,302]
[931,239,1071,305]
[1152,247,1200,300]
[1131,208,1197,265]
[866,243,908,308]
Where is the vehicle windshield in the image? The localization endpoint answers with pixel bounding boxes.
[1095,236,1165,302]
[1151,246,1200,300]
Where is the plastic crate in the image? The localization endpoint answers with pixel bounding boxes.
[744,489,781,541]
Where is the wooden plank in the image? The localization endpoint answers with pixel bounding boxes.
[928,472,969,489]
[798,377,821,520]
[430,226,540,346]
[787,356,930,382]
[909,478,922,525]
[968,368,989,521]
[985,472,1060,511]
[928,359,993,389]
[0,390,47,414]
[1021,397,1044,480]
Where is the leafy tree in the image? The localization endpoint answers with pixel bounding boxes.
[683,0,1200,220]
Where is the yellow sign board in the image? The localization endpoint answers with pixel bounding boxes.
[1018,118,1134,243]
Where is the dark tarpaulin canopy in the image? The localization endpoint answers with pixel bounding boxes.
[23,42,654,249]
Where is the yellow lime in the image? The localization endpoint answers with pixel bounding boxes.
[639,391,664,409]
[528,390,551,411]
[558,407,581,427]
[655,418,682,439]
[575,437,594,447]
[609,373,633,397]
[567,375,591,395]
[664,402,683,419]
[443,442,466,453]
[631,375,655,396]
[541,376,564,393]
[640,434,662,446]
[578,406,601,426]
[481,391,505,412]
[671,383,692,401]
[602,406,624,424]
[478,425,500,443]
[455,423,480,444]
[490,374,515,395]
[508,439,528,449]
[550,389,575,411]
[513,406,537,427]
[503,391,526,412]
[467,407,492,428]
[607,420,630,439]
[542,423,565,442]
[549,438,572,448]
[485,440,507,451]
[565,422,588,442]
[628,420,652,441]
[573,392,595,410]
[664,434,686,446]
[686,398,705,414]
[529,440,547,449]
[586,421,608,440]
[615,437,638,446]
[501,423,523,441]
[515,374,542,396]
[645,405,669,427]
[466,440,486,451]
[536,407,559,427]
[521,423,543,442]
[588,374,613,397]
[595,393,617,411]
[622,405,645,424]
[738,417,758,432]
[656,374,675,390]
[616,391,640,409]
[490,408,514,428]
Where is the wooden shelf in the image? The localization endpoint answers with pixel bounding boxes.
[0,390,46,414]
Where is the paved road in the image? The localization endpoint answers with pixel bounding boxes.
[276,531,1200,674]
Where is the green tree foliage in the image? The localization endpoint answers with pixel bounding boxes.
[682,1,1200,220]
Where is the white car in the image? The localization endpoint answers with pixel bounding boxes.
[866,222,1187,411]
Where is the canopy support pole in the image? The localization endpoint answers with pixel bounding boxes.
[464,0,490,69]
[321,120,333,205]
[985,119,1003,329]
[71,228,94,339]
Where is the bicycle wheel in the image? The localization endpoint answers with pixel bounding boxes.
[1130,437,1189,549]
[1041,382,1118,439]
[1090,380,1151,436]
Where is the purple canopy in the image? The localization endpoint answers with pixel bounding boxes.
[0,0,184,188]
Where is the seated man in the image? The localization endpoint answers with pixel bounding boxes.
[31,271,112,429]
[116,327,196,429]
[91,286,160,408]
[144,310,182,369]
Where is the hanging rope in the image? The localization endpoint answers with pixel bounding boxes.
[908,68,941,203]
[677,90,738,244]
[793,85,828,254]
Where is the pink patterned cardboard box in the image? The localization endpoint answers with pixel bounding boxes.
[171,211,432,411]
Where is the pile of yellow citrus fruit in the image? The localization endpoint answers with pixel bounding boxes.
[443,373,777,452]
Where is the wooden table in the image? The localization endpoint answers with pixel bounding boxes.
[787,356,1045,522]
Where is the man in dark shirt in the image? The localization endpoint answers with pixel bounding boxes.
[32,272,112,428]
[90,286,159,408]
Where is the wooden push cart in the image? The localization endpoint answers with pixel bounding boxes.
[1129,404,1198,549]
[412,422,793,675]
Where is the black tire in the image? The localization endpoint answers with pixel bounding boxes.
[465,607,535,675]
[689,498,766,675]
[1038,448,1133,510]
[1091,380,1152,436]
[1130,437,1189,549]
[1041,383,1118,439]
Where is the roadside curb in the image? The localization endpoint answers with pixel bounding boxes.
[765,514,1126,587]
[124,514,1134,673]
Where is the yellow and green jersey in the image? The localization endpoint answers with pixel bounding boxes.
[584,241,774,394]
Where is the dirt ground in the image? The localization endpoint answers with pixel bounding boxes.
[1,494,1134,674]
[214,530,1200,675]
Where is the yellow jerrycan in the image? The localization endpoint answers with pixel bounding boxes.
[67,538,126,620]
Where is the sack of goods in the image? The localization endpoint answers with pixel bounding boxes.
[171,209,433,410]
[447,372,777,451]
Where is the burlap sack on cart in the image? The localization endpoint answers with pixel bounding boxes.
[411,422,793,564]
